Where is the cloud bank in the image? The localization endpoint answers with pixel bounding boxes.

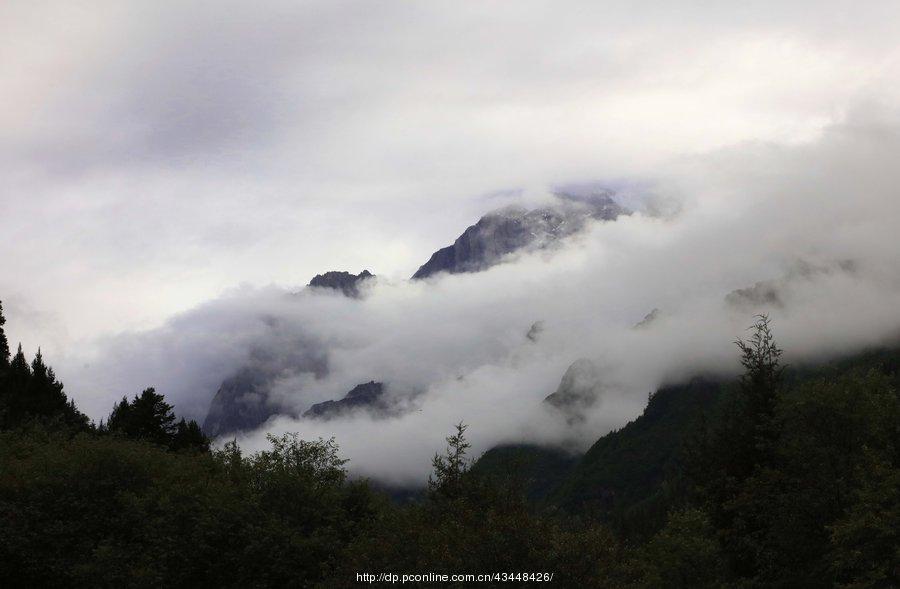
[59,110,900,485]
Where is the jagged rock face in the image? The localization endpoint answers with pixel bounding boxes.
[203,339,329,438]
[308,270,374,298]
[202,368,278,438]
[412,192,627,279]
[303,381,391,420]
[544,358,603,424]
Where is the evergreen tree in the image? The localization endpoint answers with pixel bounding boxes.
[682,315,787,580]
[105,396,131,433]
[0,302,9,424]
[9,344,29,378]
[427,422,471,500]
[2,345,31,426]
[0,335,89,430]
[715,315,785,476]
[107,387,177,446]
[735,314,784,452]
[0,300,9,368]
[170,417,210,452]
[27,349,69,418]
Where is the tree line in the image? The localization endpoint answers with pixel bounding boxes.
[0,300,207,452]
[0,300,897,587]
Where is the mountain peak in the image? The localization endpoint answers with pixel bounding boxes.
[412,192,627,280]
[308,270,374,298]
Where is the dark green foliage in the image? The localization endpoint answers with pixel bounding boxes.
[471,443,579,503]
[829,456,900,588]
[723,368,900,587]
[678,323,900,587]
[552,378,721,535]
[427,421,471,500]
[0,300,9,367]
[470,379,722,541]
[105,388,208,452]
[473,323,900,587]
[1,298,898,587]
[0,429,380,588]
[681,316,787,579]
[327,423,622,588]
[107,388,176,444]
[28,350,72,418]
[618,509,725,589]
[0,300,90,430]
[0,344,89,431]
[170,417,210,452]
[0,303,201,448]
[9,344,30,381]
[736,314,785,427]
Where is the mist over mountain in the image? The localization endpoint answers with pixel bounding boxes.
[544,358,603,426]
[3,1,900,584]
[202,191,629,438]
[47,110,900,488]
[303,381,393,421]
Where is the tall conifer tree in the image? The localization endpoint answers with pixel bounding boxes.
[0,300,10,368]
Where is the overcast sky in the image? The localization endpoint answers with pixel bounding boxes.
[2,0,898,350]
[3,2,900,477]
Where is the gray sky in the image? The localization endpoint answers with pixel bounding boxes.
[3,1,900,479]
[4,1,898,347]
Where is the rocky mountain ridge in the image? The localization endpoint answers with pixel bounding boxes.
[202,191,630,437]
[302,381,391,420]
[412,191,628,279]
[308,270,374,298]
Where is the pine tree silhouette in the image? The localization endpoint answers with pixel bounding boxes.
[0,300,10,368]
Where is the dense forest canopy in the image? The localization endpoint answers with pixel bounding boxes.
[0,301,897,587]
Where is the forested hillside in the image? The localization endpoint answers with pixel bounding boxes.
[0,302,897,587]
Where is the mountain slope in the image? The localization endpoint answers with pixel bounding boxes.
[551,378,722,515]
[303,381,390,420]
[473,346,900,542]
[473,377,721,518]
[412,191,627,279]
